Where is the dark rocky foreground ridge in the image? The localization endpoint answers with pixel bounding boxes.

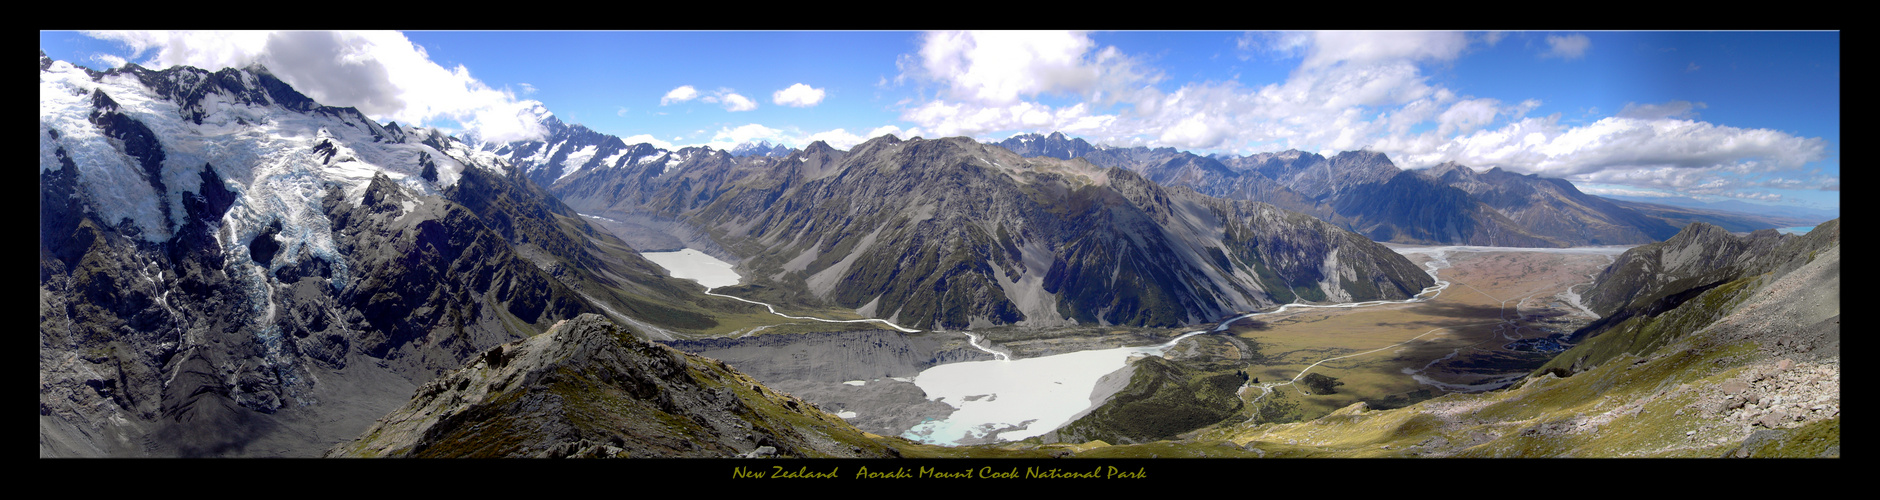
[1543,219,1841,375]
[326,314,898,458]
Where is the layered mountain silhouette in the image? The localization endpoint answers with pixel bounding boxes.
[995,132,1701,247]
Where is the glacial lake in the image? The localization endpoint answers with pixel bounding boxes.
[639,247,1198,446]
[898,337,1200,445]
[639,248,741,288]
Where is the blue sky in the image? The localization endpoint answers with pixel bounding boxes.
[40,30,1839,211]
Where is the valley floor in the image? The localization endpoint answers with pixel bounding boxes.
[673,246,1631,451]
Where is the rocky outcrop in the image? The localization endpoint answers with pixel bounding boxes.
[1580,221,1836,320]
[1544,219,1839,374]
[326,314,899,458]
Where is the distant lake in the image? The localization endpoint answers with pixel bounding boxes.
[639,249,740,288]
[1778,226,1816,235]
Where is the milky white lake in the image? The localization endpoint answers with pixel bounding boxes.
[639,248,741,289]
[899,334,1201,445]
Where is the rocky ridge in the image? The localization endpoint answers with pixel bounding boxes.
[327,314,898,458]
[1000,132,1692,247]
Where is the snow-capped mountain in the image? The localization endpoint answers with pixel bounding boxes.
[728,140,793,158]
[38,53,733,457]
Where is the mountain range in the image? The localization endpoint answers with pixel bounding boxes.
[38,55,1427,456]
[994,132,1827,247]
[479,122,1436,330]
[40,52,1837,459]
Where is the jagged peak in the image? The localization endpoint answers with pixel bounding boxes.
[1332,149,1393,163]
[1663,221,1734,247]
[1427,161,1478,178]
[859,133,902,148]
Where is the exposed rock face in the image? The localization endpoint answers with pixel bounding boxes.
[489,129,1435,330]
[326,315,898,458]
[1581,221,1836,320]
[1425,163,1679,245]
[997,131,1099,160]
[729,140,793,158]
[992,132,1687,247]
[1546,219,1839,374]
[39,57,726,457]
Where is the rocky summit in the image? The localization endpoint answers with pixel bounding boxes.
[326,314,898,458]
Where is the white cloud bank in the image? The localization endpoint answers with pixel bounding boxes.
[891,30,1833,201]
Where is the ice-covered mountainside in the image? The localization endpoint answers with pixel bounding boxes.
[40,54,489,248]
[470,112,680,192]
[39,53,725,457]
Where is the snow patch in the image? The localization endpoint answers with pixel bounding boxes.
[557,144,600,181]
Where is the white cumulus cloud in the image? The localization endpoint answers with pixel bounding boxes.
[661,85,699,105]
[909,30,1154,107]
[772,83,826,107]
[701,88,757,112]
[1543,34,1591,60]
